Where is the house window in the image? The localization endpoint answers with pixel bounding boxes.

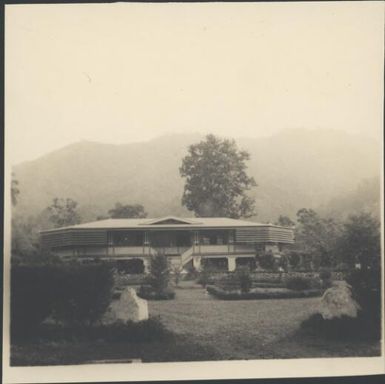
[111,231,144,246]
[199,230,229,245]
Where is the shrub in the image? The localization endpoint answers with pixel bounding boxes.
[138,253,175,300]
[171,265,183,286]
[215,273,238,291]
[301,311,380,341]
[319,267,333,289]
[257,250,276,270]
[197,264,216,287]
[52,262,114,326]
[345,267,381,338]
[300,267,382,341]
[206,285,321,300]
[11,262,115,340]
[15,316,172,343]
[236,267,252,293]
[11,265,58,340]
[287,251,301,269]
[98,316,172,342]
[115,258,144,274]
[183,265,199,280]
[147,252,171,294]
[252,282,284,288]
[285,276,313,291]
[113,272,145,288]
[137,285,175,300]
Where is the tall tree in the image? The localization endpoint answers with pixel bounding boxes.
[295,208,340,269]
[275,215,295,227]
[338,212,380,271]
[108,203,147,218]
[47,198,81,228]
[179,134,257,218]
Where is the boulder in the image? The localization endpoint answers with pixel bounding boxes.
[319,280,361,320]
[103,287,149,324]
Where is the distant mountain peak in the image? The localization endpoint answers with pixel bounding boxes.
[12,129,380,224]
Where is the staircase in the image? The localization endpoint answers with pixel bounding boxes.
[180,246,194,268]
[148,246,194,269]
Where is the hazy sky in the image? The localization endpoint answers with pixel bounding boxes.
[5,2,384,165]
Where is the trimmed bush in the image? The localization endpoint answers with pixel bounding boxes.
[11,265,58,339]
[257,250,276,270]
[13,316,172,344]
[300,312,380,341]
[183,265,199,281]
[345,267,382,339]
[252,282,284,288]
[206,285,322,300]
[319,267,333,289]
[236,267,252,293]
[115,258,144,274]
[138,253,175,300]
[284,276,313,291]
[215,274,239,291]
[300,267,382,342]
[216,268,252,293]
[197,264,217,287]
[11,262,115,341]
[137,285,175,300]
[113,272,146,288]
[147,252,171,293]
[52,262,114,326]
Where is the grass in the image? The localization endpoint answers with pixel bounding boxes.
[11,336,218,366]
[11,282,381,365]
[150,284,380,360]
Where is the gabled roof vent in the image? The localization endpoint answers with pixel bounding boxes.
[142,216,200,225]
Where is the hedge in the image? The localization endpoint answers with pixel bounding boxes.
[206,285,322,300]
[14,316,172,343]
[11,265,58,338]
[137,285,175,300]
[52,263,114,326]
[11,263,114,341]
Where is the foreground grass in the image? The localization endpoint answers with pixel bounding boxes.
[11,335,218,366]
[11,283,381,366]
[150,284,380,360]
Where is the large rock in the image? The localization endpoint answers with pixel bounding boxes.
[103,287,149,324]
[319,280,361,320]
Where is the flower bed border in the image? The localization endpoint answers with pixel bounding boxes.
[206,285,322,300]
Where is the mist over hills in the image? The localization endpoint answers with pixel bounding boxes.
[13,129,381,224]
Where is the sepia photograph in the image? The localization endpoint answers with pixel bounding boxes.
[2,1,384,383]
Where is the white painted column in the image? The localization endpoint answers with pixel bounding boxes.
[193,256,202,271]
[143,258,150,273]
[228,256,236,272]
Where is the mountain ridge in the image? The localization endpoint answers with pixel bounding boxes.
[13,129,381,223]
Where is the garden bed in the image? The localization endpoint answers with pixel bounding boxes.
[206,285,322,300]
[137,285,175,300]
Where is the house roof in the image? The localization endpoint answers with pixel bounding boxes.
[41,216,290,233]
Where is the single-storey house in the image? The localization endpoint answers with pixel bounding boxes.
[40,216,295,272]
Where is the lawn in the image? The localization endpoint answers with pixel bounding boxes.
[150,284,380,360]
[11,283,381,366]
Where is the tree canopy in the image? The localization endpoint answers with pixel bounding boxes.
[47,198,81,228]
[108,203,147,218]
[337,212,380,271]
[295,208,341,269]
[11,173,20,207]
[179,134,256,218]
[275,215,295,227]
